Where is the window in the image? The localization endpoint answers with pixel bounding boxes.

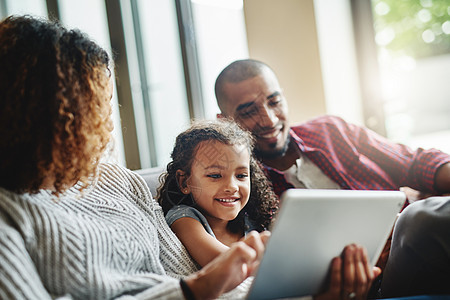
[190,0,248,119]
[2,0,47,17]
[371,0,450,153]
[128,0,191,168]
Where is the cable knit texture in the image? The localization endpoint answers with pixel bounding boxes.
[0,163,250,299]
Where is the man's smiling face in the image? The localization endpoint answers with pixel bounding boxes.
[219,68,290,159]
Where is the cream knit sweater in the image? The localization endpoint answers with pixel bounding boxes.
[0,163,249,299]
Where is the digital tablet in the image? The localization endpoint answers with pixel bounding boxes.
[247,189,405,300]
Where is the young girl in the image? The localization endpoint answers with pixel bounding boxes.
[157,119,279,267]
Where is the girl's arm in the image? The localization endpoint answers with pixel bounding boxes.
[171,217,229,267]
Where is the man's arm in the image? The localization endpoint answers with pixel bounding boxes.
[332,116,450,193]
[434,162,450,193]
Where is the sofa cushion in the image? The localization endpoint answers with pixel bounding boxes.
[134,167,165,199]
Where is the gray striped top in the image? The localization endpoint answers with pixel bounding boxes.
[0,163,249,299]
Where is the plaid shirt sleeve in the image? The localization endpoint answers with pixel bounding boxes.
[302,116,450,193]
[262,116,450,196]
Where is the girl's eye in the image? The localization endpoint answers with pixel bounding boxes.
[236,173,249,179]
[207,174,221,179]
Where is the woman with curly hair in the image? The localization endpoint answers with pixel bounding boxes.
[157,119,279,266]
[0,15,112,194]
[0,15,379,300]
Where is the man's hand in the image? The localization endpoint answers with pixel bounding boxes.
[434,162,450,193]
[315,244,381,300]
[400,186,432,204]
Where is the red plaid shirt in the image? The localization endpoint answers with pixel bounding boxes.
[264,115,450,198]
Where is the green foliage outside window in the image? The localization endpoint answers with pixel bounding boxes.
[372,0,450,59]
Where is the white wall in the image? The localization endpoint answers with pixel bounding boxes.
[243,0,327,124]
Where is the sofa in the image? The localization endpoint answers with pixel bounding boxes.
[134,166,165,199]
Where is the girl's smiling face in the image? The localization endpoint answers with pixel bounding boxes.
[181,140,251,227]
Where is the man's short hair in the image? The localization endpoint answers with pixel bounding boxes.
[214,59,271,111]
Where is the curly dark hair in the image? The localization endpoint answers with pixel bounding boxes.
[157,119,279,233]
[0,15,112,194]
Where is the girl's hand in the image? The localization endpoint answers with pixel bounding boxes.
[315,244,381,300]
[240,230,270,276]
[183,231,270,300]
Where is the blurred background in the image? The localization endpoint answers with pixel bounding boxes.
[1,0,449,170]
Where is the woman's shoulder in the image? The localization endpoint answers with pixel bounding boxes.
[96,163,155,205]
[98,163,148,189]
[98,162,134,178]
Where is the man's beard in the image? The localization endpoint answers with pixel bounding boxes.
[254,136,290,160]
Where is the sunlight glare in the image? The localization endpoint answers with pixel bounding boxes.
[375,2,390,16]
[375,27,395,46]
[443,20,450,34]
[420,0,433,8]
[422,29,436,43]
[191,0,243,10]
[396,56,416,71]
[418,9,432,23]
